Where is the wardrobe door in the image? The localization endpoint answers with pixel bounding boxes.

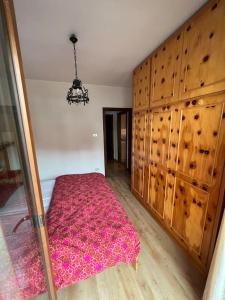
[172,179,209,254]
[167,108,181,171]
[177,102,223,185]
[133,59,151,111]
[180,0,225,100]
[132,111,148,198]
[132,113,139,155]
[148,109,172,218]
[148,164,167,219]
[149,111,171,166]
[164,174,176,226]
[132,157,145,198]
[151,32,183,107]
[133,68,139,111]
[172,95,225,268]
[132,111,147,158]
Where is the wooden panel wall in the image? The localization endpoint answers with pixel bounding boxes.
[132,0,225,273]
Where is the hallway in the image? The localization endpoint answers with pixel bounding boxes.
[106,160,130,185]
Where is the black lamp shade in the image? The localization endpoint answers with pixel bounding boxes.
[67,79,89,105]
[66,35,89,105]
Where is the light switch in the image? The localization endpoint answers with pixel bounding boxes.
[92,133,98,137]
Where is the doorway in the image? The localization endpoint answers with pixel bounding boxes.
[103,108,132,183]
[105,114,114,161]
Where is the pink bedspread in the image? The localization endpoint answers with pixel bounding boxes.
[2,173,140,299]
[48,173,140,288]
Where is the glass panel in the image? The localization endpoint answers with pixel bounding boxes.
[0,4,49,300]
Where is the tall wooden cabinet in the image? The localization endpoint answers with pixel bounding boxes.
[132,0,225,273]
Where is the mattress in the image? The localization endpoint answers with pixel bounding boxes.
[40,179,55,212]
[3,173,140,299]
[0,179,55,216]
[47,173,140,289]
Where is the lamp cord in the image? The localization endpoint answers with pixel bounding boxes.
[73,42,78,79]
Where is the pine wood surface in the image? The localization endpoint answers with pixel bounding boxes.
[132,0,225,272]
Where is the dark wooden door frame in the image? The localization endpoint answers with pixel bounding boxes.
[117,112,122,163]
[103,107,132,176]
[117,111,127,165]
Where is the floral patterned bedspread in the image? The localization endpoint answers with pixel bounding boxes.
[3,173,140,299]
[47,173,140,289]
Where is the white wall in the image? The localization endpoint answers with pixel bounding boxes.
[26,79,131,180]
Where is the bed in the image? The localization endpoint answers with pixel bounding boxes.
[0,179,55,216]
[2,173,140,299]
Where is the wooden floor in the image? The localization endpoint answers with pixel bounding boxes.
[35,169,206,300]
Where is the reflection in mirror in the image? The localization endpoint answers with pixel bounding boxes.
[0,106,23,212]
[0,3,48,298]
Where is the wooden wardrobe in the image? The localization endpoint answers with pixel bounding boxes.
[131,0,225,273]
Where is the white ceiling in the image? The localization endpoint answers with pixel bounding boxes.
[14,0,206,87]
